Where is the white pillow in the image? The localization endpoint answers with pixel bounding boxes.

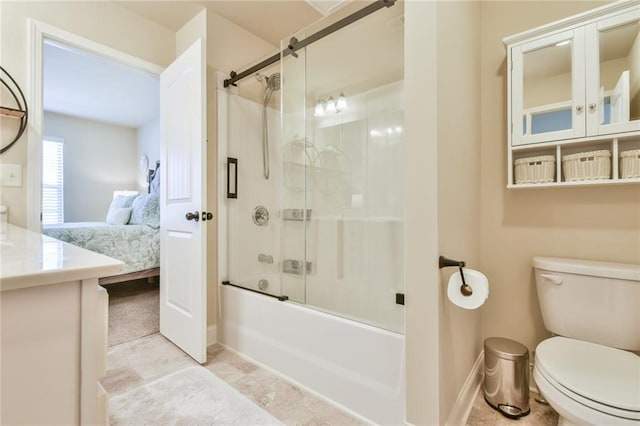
[106,207,132,225]
[106,194,138,221]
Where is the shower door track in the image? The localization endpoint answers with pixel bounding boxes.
[221,280,289,301]
[223,0,396,88]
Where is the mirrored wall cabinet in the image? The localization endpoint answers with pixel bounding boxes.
[504,1,640,188]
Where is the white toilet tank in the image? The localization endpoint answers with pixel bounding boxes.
[533,257,640,351]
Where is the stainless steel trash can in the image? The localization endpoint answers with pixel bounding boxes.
[484,337,530,418]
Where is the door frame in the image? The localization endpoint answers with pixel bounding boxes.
[27,19,164,231]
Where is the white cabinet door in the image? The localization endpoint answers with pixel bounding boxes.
[585,9,640,137]
[511,29,586,146]
[159,39,208,363]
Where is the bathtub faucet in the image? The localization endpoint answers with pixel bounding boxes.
[258,254,273,264]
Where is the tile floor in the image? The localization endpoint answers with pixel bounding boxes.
[103,333,367,425]
[105,333,559,425]
[466,388,558,426]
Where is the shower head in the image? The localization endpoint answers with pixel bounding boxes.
[266,73,281,91]
[263,72,281,106]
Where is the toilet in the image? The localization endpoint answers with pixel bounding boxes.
[533,257,640,426]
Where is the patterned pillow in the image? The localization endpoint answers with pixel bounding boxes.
[106,194,138,221]
[129,193,160,228]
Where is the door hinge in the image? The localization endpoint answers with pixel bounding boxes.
[395,293,405,306]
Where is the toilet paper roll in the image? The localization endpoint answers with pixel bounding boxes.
[447,268,489,309]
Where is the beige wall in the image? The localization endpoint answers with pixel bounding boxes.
[207,10,276,74]
[436,1,482,421]
[0,1,175,228]
[480,0,639,359]
[405,1,483,423]
[44,112,138,222]
[404,1,440,423]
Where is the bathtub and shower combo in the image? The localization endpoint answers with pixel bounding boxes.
[217,1,406,423]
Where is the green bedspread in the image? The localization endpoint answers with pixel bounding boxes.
[43,222,160,274]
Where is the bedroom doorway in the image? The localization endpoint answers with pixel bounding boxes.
[29,20,211,364]
[41,37,163,346]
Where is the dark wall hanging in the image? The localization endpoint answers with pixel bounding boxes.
[0,66,28,155]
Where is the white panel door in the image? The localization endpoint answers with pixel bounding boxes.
[159,39,207,363]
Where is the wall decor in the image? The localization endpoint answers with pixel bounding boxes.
[0,66,28,155]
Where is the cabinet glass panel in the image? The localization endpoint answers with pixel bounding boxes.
[598,20,640,126]
[523,40,573,137]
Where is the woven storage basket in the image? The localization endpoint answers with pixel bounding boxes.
[620,149,640,179]
[514,155,555,184]
[562,150,611,181]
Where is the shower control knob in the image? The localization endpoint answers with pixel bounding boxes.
[185,211,200,222]
[253,206,269,226]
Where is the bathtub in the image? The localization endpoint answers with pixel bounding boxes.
[219,284,406,425]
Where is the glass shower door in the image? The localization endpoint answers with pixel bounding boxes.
[280,32,310,304]
[280,1,406,333]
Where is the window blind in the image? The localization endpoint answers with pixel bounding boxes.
[42,138,64,226]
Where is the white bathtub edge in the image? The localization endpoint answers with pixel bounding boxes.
[220,284,405,424]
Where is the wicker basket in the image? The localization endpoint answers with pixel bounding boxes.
[620,149,640,179]
[514,155,555,184]
[562,150,611,181]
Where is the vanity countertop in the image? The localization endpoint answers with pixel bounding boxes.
[0,224,124,291]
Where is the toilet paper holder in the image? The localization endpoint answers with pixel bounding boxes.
[439,256,473,297]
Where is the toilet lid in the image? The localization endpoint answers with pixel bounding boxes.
[536,337,640,413]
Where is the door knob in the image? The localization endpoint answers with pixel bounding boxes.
[185,211,200,222]
[202,211,214,221]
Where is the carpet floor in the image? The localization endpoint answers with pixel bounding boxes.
[109,366,282,425]
[105,279,159,347]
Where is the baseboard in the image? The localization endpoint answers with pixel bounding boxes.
[445,351,484,426]
[207,325,217,346]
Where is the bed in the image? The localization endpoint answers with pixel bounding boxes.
[43,190,160,285]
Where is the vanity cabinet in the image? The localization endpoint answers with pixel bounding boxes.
[504,1,640,187]
[0,225,123,425]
